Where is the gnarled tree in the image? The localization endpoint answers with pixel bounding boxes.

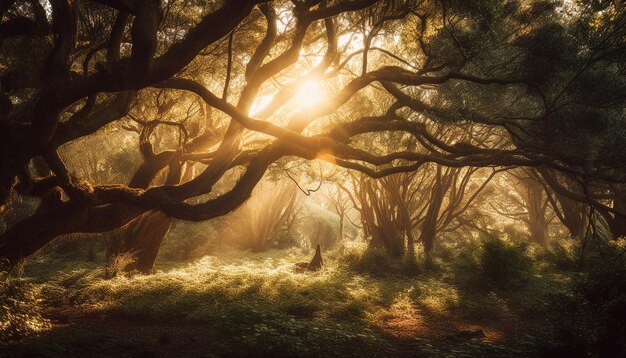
[1,0,625,270]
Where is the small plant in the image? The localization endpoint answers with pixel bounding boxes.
[105,251,137,278]
[479,234,532,288]
[574,259,626,356]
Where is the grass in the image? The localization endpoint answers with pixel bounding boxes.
[1,240,574,357]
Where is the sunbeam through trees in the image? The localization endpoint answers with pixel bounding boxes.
[1,0,625,356]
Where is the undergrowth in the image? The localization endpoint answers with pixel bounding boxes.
[0,239,580,357]
[0,266,51,342]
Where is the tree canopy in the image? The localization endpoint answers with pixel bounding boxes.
[1,0,625,268]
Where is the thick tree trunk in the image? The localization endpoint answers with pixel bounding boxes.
[420,216,437,265]
[106,210,171,275]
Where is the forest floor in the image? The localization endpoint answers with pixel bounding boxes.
[0,242,572,357]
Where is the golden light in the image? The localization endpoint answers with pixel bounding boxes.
[296,79,324,108]
[249,94,273,116]
[316,149,337,178]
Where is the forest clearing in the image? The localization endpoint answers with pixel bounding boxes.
[1,0,625,356]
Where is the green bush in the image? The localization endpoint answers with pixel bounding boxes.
[479,234,532,288]
[577,259,626,356]
[543,238,579,270]
[273,231,304,249]
[343,247,393,276]
[543,258,626,357]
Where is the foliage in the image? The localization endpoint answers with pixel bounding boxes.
[542,237,581,270]
[543,257,626,357]
[1,0,625,354]
[401,249,421,276]
[105,251,137,278]
[478,234,533,289]
[340,239,422,277]
[343,246,395,276]
[1,243,586,357]
[297,200,341,249]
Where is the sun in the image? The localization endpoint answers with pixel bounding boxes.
[296,79,324,108]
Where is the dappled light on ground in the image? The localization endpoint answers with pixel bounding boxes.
[1,242,580,356]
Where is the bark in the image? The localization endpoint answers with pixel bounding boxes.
[295,244,323,272]
[307,244,323,271]
[106,210,171,275]
[609,195,626,239]
[406,230,415,256]
[0,202,143,268]
[419,169,446,256]
[556,193,586,239]
[525,178,548,246]
[338,213,344,241]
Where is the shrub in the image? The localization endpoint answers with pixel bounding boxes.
[342,247,393,276]
[542,258,626,357]
[401,250,421,276]
[479,234,532,288]
[576,259,626,356]
[543,238,580,270]
[105,251,137,278]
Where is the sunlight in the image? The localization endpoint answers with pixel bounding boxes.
[249,94,273,116]
[296,79,324,108]
[4,0,625,355]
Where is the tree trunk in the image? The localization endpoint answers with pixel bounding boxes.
[0,201,144,269]
[556,193,586,239]
[420,215,437,264]
[371,224,403,257]
[106,210,171,275]
[338,213,344,241]
[526,180,549,246]
[307,244,323,271]
[406,230,415,254]
[610,195,626,239]
[420,174,445,258]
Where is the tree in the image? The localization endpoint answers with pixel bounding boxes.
[1,0,625,270]
[490,170,554,246]
[342,171,422,257]
[418,165,497,256]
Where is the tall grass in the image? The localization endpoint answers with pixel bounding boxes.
[1,270,51,341]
